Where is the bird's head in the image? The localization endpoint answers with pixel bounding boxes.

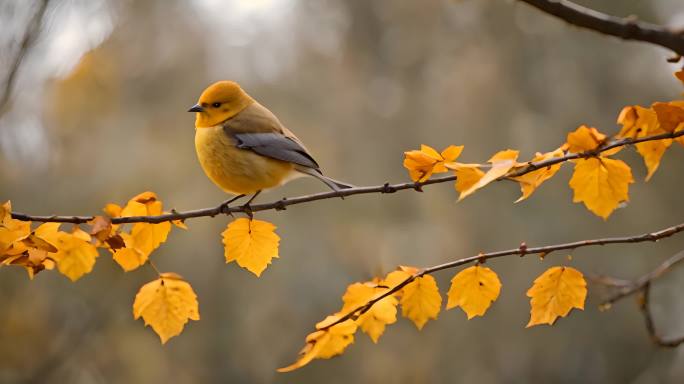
[188,81,254,128]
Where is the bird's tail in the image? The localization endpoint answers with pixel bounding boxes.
[297,167,354,192]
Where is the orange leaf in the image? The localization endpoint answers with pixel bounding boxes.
[34,222,98,281]
[512,148,564,202]
[403,144,463,182]
[569,157,633,219]
[278,315,358,372]
[446,265,501,319]
[454,150,519,200]
[133,272,200,344]
[222,218,280,277]
[526,266,586,327]
[341,282,398,343]
[566,125,609,153]
[618,105,671,180]
[399,274,442,330]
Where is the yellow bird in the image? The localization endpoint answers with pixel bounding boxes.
[189,81,352,207]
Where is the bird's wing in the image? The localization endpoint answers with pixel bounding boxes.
[233,132,320,169]
[223,102,320,170]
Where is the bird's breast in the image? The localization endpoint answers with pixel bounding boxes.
[194,125,295,195]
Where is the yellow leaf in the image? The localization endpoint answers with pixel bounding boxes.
[400,275,442,330]
[278,315,357,372]
[1,221,57,279]
[445,163,485,196]
[222,218,280,277]
[130,221,171,256]
[652,102,684,133]
[103,203,122,218]
[133,272,200,344]
[341,282,398,343]
[34,223,98,281]
[446,265,501,319]
[566,125,608,153]
[403,144,463,182]
[526,266,586,327]
[512,148,564,202]
[455,150,519,200]
[0,201,11,223]
[434,145,464,172]
[568,157,634,219]
[0,201,31,256]
[113,246,146,272]
[110,192,172,271]
[382,266,416,289]
[618,105,671,180]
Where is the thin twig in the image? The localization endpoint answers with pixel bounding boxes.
[0,0,50,118]
[597,250,684,306]
[318,221,684,331]
[10,129,684,225]
[638,283,684,347]
[517,0,684,56]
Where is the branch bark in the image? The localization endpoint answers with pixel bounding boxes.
[518,0,684,56]
[638,283,684,347]
[319,221,684,331]
[0,0,50,118]
[10,129,684,225]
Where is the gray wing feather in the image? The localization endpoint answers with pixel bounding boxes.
[233,132,320,170]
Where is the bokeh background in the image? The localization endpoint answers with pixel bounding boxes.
[2,0,684,382]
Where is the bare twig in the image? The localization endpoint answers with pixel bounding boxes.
[318,221,684,331]
[638,283,684,347]
[517,0,684,56]
[10,129,684,225]
[597,250,684,306]
[0,0,50,117]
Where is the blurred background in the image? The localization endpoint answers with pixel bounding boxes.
[2,0,684,382]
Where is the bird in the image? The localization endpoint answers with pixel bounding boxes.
[189,81,352,210]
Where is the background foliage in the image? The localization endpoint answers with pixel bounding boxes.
[2,0,684,382]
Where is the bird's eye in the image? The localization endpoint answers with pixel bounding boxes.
[212,102,221,108]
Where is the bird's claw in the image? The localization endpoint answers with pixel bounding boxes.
[241,203,254,219]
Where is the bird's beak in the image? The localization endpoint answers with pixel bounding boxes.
[188,103,204,113]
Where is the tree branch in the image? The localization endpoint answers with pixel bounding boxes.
[0,0,50,118]
[596,250,684,307]
[517,0,684,56]
[10,129,684,225]
[318,221,684,331]
[638,283,684,347]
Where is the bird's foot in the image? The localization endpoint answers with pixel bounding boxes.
[240,203,254,219]
[219,194,246,216]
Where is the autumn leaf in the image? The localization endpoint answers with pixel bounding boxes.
[107,192,172,271]
[568,157,634,219]
[566,125,608,153]
[403,144,464,182]
[278,315,358,372]
[618,106,672,180]
[133,272,200,344]
[450,150,519,200]
[447,265,501,319]
[34,223,99,281]
[341,282,398,343]
[382,265,417,289]
[447,164,485,196]
[0,201,31,256]
[0,200,11,224]
[512,148,564,202]
[526,266,586,327]
[399,274,442,330]
[222,218,280,277]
